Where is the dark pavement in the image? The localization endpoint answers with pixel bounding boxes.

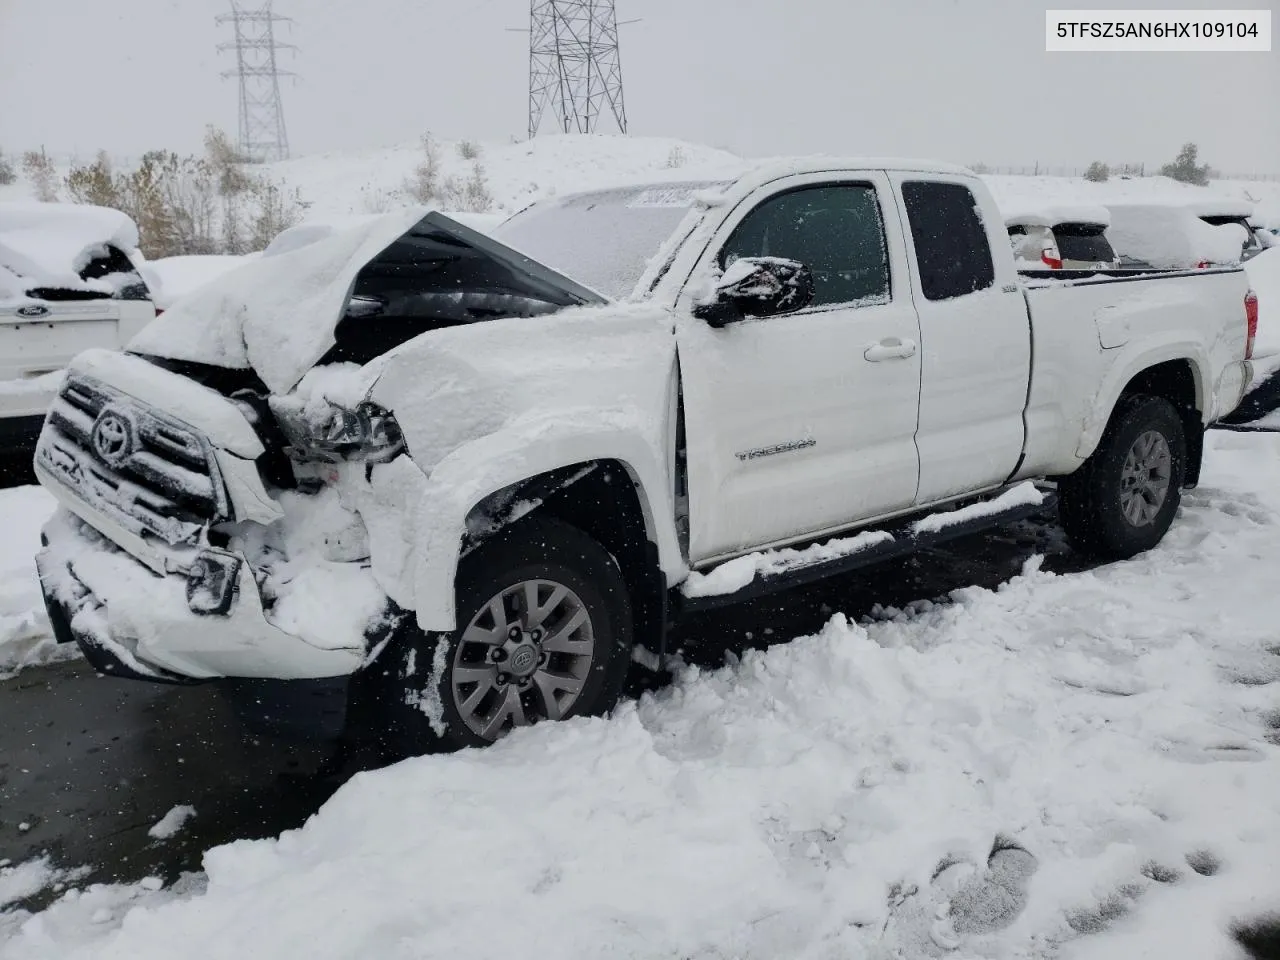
[1,509,1091,904]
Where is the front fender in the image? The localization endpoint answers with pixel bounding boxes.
[409,412,683,632]
[1076,341,1210,460]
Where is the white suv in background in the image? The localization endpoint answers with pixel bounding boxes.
[1005,207,1120,271]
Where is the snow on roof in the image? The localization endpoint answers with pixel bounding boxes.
[0,201,141,294]
[1107,203,1250,267]
[1179,198,1255,218]
[1002,204,1112,229]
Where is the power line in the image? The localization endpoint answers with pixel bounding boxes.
[526,1,629,139]
[216,1,295,162]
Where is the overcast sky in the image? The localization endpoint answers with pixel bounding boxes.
[1,0,1275,172]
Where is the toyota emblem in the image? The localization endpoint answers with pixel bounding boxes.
[92,412,133,465]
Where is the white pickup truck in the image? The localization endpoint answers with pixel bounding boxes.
[33,159,1256,752]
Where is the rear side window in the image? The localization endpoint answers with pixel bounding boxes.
[1053,224,1116,263]
[901,181,995,301]
[720,183,891,308]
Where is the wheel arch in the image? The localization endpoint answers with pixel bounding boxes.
[1078,349,1208,485]
[408,429,683,650]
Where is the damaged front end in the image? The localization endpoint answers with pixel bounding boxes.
[32,349,415,698]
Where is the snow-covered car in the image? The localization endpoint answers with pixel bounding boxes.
[1186,200,1268,262]
[32,160,1256,752]
[1107,201,1258,270]
[0,202,156,456]
[1004,206,1119,271]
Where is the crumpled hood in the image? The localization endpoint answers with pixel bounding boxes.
[128,208,428,395]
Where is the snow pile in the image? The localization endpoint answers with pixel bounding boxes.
[147,806,196,841]
[0,486,66,677]
[3,431,1279,958]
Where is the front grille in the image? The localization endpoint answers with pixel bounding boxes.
[37,373,231,545]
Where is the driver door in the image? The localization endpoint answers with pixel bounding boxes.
[675,173,923,564]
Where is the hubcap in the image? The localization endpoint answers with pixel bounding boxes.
[450,579,596,741]
[1119,430,1172,527]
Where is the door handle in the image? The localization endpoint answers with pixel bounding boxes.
[863,338,917,362]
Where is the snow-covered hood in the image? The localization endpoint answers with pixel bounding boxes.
[128,209,605,395]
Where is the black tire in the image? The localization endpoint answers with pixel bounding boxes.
[1057,395,1187,560]
[361,517,633,755]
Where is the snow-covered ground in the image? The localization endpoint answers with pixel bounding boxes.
[0,485,63,677]
[2,429,1279,958]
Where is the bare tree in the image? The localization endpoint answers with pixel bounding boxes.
[0,149,15,186]
[405,133,442,203]
[204,126,252,196]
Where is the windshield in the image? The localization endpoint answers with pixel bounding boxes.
[491,181,726,300]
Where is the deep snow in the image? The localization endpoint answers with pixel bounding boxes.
[0,485,63,677]
[2,431,1279,958]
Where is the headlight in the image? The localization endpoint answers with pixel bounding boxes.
[272,399,406,464]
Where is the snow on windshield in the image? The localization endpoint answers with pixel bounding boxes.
[491,181,726,300]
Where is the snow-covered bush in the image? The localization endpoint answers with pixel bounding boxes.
[405,133,442,204]
[62,137,301,258]
[438,162,495,213]
[22,149,59,201]
[0,149,15,186]
[1162,143,1212,186]
[1085,161,1110,183]
[457,139,482,161]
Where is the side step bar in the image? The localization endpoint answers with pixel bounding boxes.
[678,482,1055,613]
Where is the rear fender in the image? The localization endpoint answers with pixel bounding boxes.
[1077,343,1209,460]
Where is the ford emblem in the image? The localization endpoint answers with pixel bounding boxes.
[16,304,51,319]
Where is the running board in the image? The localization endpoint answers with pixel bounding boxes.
[678,482,1055,613]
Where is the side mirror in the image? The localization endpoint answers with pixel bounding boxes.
[693,257,815,327]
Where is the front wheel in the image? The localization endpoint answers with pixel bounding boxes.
[1057,395,1188,560]
[366,517,634,755]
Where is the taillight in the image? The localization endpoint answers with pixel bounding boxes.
[1245,289,1258,361]
[1196,260,1210,269]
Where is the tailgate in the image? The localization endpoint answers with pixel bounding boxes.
[0,301,123,383]
[0,298,155,382]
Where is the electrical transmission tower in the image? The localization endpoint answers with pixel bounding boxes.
[216,1,294,162]
[527,1,628,139]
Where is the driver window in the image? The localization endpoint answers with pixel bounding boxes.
[720,183,891,309]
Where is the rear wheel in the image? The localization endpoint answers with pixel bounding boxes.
[366,517,633,755]
[1057,395,1187,560]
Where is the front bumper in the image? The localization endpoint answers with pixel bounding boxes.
[35,507,368,683]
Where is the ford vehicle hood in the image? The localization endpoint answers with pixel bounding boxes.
[128,209,607,395]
